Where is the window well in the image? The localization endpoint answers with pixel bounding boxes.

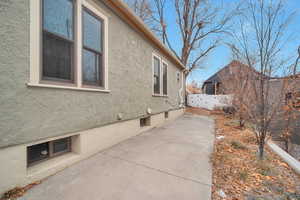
[52,137,71,156]
[27,137,71,166]
[164,111,169,119]
[27,142,49,165]
[140,116,151,127]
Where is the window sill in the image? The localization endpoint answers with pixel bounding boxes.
[27,83,111,93]
[27,152,80,177]
[152,94,168,98]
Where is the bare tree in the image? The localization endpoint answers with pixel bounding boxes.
[219,61,254,128]
[281,89,296,152]
[228,0,296,159]
[126,0,239,76]
[125,0,155,27]
[155,0,240,76]
[187,80,202,94]
[293,46,300,75]
[151,0,167,42]
[280,50,300,152]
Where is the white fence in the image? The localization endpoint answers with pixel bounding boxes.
[187,94,232,110]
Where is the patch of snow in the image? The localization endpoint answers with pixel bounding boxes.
[216,136,225,140]
[218,189,227,198]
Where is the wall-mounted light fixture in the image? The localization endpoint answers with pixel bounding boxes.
[146,108,152,115]
[117,113,123,120]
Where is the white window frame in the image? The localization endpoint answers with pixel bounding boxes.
[152,53,161,95]
[29,0,109,93]
[152,53,168,97]
[162,60,168,96]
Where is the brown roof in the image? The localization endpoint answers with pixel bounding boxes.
[203,60,269,86]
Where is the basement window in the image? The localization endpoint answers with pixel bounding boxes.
[140,116,151,127]
[164,111,169,119]
[27,137,71,166]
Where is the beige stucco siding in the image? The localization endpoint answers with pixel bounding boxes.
[0,109,185,194]
[0,0,185,148]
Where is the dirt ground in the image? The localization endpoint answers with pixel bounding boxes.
[186,107,300,200]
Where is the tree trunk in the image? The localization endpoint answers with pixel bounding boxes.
[239,116,244,128]
[258,141,265,160]
[284,140,289,152]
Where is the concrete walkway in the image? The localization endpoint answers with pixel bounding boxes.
[19,114,215,200]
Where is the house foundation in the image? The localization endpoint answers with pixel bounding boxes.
[0,108,184,194]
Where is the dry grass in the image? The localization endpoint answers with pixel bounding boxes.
[212,113,300,199]
[186,106,212,116]
[187,107,300,199]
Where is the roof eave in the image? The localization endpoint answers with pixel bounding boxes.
[102,0,186,70]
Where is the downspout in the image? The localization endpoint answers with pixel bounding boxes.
[165,69,187,109]
[179,69,188,107]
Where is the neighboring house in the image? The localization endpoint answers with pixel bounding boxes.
[267,77,300,145]
[202,61,260,95]
[0,0,186,194]
[202,72,223,95]
[202,61,300,144]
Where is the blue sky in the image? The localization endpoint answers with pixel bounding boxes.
[161,0,300,85]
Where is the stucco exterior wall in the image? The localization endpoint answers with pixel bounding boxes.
[0,109,184,194]
[0,0,185,148]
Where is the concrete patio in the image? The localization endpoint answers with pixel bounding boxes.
[18,114,215,200]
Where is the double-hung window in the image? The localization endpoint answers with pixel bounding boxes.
[162,62,168,95]
[30,0,108,91]
[82,8,104,86]
[42,0,75,82]
[152,54,168,96]
[153,56,161,95]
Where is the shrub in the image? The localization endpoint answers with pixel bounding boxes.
[257,161,273,176]
[231,140,247,150]
[239,170,249,182]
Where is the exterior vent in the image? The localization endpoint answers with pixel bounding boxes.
[140,116,151,127]
[164,112,169,119]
